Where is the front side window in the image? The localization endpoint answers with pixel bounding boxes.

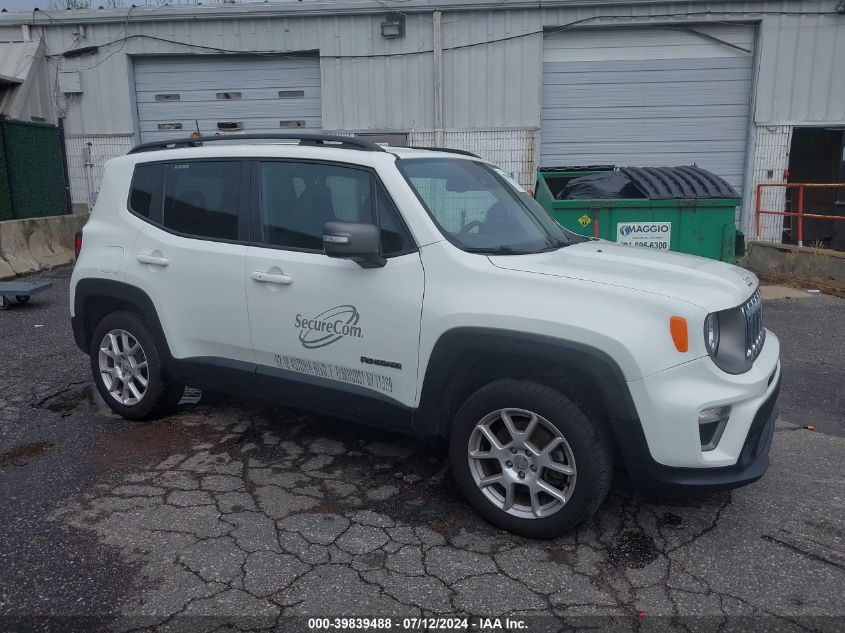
[259,162,373,251]
[258,162,414,256]
[162,161,241,240]
[399,158,569,254]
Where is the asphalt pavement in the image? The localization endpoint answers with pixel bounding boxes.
[0,268,843,632]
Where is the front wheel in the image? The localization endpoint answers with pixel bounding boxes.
[89,311,184,420]
[449,379,612,538]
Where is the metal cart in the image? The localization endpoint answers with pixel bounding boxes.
[0,281,53,310]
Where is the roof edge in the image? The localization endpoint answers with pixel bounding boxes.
[0,0,776,26]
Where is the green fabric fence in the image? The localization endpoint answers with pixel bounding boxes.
[0,116,71,221]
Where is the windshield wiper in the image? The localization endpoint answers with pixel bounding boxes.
[464,246,518,255]
[536,239,570,253]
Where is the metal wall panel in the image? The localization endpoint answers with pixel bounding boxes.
[10,0,845,136]
[754,13,845,124]
[34,9,544,136]
[10,0,841,210]
[441,10,543,129]
[540,25,755,195]
[134,55,322,142]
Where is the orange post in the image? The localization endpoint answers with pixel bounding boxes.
[755,183,763,239]
[797,184,805,247]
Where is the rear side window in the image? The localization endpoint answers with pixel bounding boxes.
[162,161,241,240]
[128,164,162,219]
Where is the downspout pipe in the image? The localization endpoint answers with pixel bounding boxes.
[433,9,443,147]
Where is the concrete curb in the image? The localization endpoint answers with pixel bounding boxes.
[0,214,89,280]
[745,241,845,296]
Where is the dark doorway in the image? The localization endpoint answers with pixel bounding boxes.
[785,127,844,247]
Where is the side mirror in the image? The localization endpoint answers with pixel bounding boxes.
[323,221,386,269]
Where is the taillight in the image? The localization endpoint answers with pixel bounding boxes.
[74,231,82,258]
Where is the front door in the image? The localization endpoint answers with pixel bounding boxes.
[244,160,424,428]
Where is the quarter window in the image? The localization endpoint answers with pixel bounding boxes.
[128,163,162,219]
[162,161,241,240]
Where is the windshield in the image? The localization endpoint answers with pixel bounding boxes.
[398,158,570,254]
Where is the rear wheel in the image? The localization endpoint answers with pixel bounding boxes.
[449,379,612,538]
[90,311,184,420]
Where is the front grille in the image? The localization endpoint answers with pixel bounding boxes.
[741,288,765,361]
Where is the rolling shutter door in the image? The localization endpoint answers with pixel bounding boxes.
[540,25,754,194]
[134,55,322,142]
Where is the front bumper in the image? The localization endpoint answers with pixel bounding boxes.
[612,330,781,494]
[615,372,780,494]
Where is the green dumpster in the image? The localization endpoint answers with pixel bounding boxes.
[535,166,741,262]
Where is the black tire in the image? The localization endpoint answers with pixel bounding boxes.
[449,378,612,538]
[15,295,30,303]
[89,311,184,420]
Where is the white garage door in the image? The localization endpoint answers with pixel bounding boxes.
[541,25,755,193]
[134,55,322,143]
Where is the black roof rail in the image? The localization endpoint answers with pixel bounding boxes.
[128,133,387,155]
[406,146,481,159]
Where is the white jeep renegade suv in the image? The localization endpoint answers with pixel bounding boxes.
[71,134,781,537]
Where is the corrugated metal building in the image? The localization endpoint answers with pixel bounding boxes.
[0,0,843,241]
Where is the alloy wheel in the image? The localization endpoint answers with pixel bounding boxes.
[467,408,577,519]
[98,329,149,406]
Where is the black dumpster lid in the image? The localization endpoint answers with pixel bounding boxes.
[620,166,738,199]
[541,165,615,173]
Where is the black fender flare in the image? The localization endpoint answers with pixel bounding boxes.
[412,327,639,438]
[72,278,172,363]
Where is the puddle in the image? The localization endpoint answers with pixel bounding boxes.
[37,384,205,416]
[607,530,659,569]
[0,442,53,468]
[38,385,93,414]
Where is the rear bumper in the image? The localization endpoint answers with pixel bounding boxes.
[618,373,781,494]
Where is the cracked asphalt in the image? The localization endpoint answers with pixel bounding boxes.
[1,268,843,632]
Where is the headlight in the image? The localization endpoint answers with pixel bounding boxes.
[704,313,720,356]
[704,290,763,374]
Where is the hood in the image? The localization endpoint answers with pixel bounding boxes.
[488,241,757,312]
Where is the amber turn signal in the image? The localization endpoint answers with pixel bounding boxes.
[670,316,688,352]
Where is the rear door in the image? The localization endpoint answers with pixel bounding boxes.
[244,159,424,427]
[126,159,254,366]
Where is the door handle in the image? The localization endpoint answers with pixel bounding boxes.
[137,253,170,267]
[251,271,293,286]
